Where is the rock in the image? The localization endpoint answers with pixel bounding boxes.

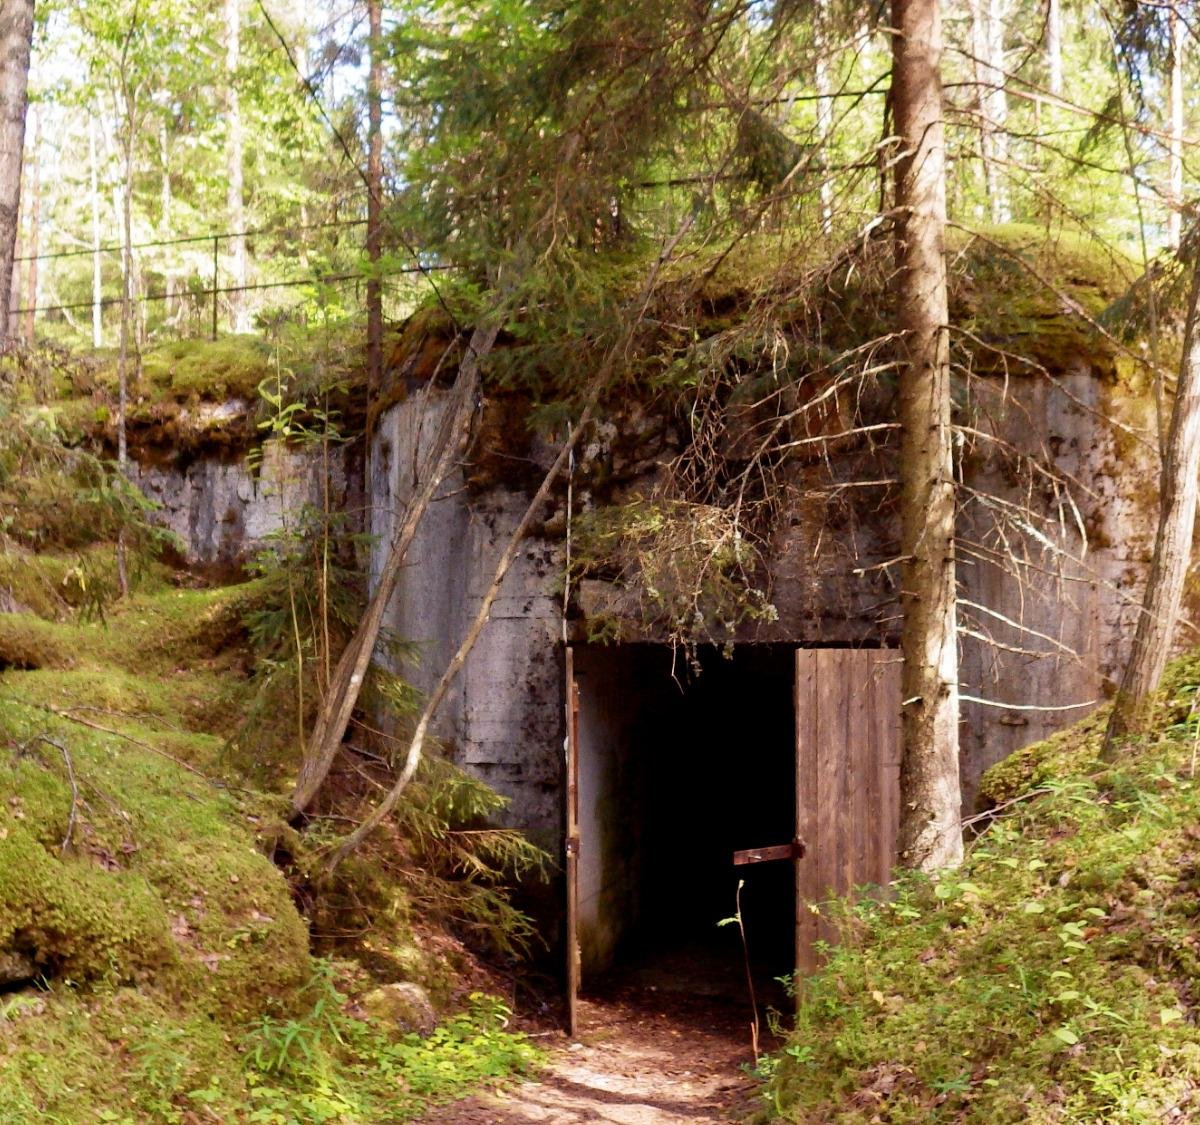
[361,981,437,1036]
[0,949,36,986]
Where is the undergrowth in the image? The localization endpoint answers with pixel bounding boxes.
[760,649,1200,1123]
[0,337,548,1121]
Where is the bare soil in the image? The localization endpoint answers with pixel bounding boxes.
[420,982,767,1124]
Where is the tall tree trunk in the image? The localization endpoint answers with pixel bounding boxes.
[115,120,135,599]
[1045,0,1062,96]
[8,222,20,335]
[90,117,103,349]
[21,107,38,342]
[892,0,962,871]
[290,324,500,815]
[814,0,833,235]
[225,0,249,333]
[970,0,1010,224]
[160,122,174,321]
[0,0,33,341]
[1168,8,1184,250]
[1105,249,1200,747]
[366,0,383,399]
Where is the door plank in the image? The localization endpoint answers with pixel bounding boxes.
[565,647,580,1036]
[795,649,820,975]
[795,647,902,978]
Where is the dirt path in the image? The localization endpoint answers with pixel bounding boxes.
[422,985,765,1123]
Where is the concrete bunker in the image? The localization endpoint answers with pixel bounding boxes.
[572,644,797,996]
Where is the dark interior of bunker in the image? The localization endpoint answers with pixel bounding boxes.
[573,644,796,1005]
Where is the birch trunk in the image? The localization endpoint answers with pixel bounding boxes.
[0,0,33,340]
[1046,0,1062,97]
[90,118,103,349]
[1105,249,1200,747]
[21,108,38,341]
[225,0,249,333]
[115,116,136,599]
[970,0,1009,224]
[892,0,963,871]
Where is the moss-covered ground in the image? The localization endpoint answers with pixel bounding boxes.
[0,557,540,1123]
[760,651,1200,1123]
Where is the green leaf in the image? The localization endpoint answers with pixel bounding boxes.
[1052,1026,1080,1046]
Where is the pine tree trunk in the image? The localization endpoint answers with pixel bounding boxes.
[814,0,833,235]
[0,0,33,341]
[1104,248,1200,748]
[1168,9,1184,250]
[225,0,249,333]
[366,0,383,399]
[892,0,963,871]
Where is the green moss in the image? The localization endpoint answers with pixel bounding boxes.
[0,615,75,670]
[977,707,1108,807]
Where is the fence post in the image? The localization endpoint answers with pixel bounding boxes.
[211,235,219,341]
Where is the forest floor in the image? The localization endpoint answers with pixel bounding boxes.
[421,973,770,1124]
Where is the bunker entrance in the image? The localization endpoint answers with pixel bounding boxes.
[570,644,798,1007]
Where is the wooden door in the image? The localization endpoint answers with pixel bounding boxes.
[564,647,581,1036]
[795,648,901,974]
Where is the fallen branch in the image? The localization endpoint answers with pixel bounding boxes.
[324,401,597,874]
[290,323,500,815]
[21,734,79,854]
[962,787,1052,830]
[10,698,224,786]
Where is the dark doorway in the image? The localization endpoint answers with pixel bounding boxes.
[572,644,796,1005]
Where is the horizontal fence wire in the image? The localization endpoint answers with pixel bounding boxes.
[14,217,369,264]
[12,263,454,318]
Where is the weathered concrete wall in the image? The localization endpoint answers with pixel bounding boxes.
[573,645,654,974]
[130,439,359,567]
[370,396,565,844]
[368,357,1158,849]
[954,361,1157,805]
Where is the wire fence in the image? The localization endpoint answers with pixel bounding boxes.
[9,217,451,345]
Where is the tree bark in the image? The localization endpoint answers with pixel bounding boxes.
[289,324,500,815]
[892,0,963,871]
[366,0,383,399]
[0,0,33,341]
[1104,249,1200,748]
[1168,8,1184,250]
[225,0,249,333]
[814,0,833,235]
